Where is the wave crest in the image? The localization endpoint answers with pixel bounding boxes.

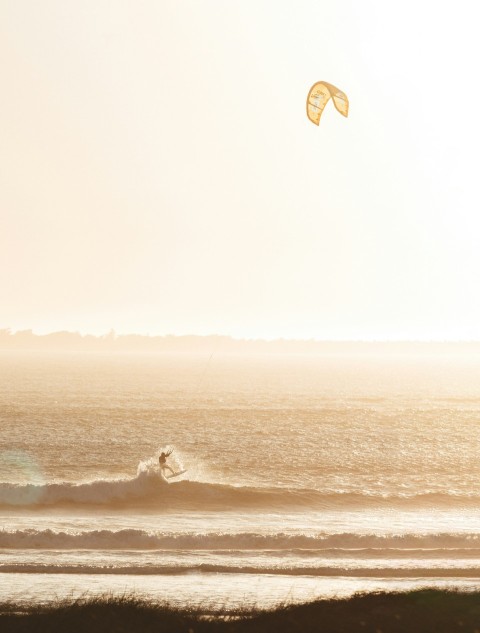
[4,528,480,551]
[4,462,480,510]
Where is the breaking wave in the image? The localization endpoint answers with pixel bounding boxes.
[3,476,480,510]
[3,459,480,510]
[2,562,480,578]
[4,528,480,551]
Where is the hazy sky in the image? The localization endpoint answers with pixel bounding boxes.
[2,0,479,340]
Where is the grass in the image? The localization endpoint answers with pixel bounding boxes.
[2,589,480,632]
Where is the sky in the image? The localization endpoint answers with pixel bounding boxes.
[1,0,480,340]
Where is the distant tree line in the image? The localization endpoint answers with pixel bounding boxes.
[1,329,480,354]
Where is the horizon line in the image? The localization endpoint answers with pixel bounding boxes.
[2,328,480,345]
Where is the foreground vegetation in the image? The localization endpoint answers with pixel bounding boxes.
[2,589,480,632]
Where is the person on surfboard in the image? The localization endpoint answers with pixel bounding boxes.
[159,449,175,477]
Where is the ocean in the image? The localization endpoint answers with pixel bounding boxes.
[2,350,480,609]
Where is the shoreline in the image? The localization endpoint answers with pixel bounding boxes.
[2,589,480,632]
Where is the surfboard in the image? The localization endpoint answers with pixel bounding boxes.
[166,469,187,479]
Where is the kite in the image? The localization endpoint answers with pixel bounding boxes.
[306,82,349,126]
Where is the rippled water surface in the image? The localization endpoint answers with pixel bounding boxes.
[1,351,480,607]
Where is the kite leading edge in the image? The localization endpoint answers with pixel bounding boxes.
[306,81,349,126]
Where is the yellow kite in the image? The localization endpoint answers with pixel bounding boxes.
[306,82,349,126]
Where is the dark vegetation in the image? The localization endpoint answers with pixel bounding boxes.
[2,590,480,632]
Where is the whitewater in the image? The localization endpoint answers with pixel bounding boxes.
[2,350,480,608]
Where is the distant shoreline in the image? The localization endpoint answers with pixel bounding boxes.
[2,329,480,354]
[1,589,480,632]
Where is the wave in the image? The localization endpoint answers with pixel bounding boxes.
[0,475,322,510]
[3,463,480,510]
[4,528,480,551]
[2,562,480,578]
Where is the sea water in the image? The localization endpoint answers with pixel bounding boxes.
[2,351,480,609]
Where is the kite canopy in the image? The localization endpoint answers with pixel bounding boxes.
[306,81,349,126]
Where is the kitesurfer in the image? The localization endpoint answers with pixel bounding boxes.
[159,449,175,476]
